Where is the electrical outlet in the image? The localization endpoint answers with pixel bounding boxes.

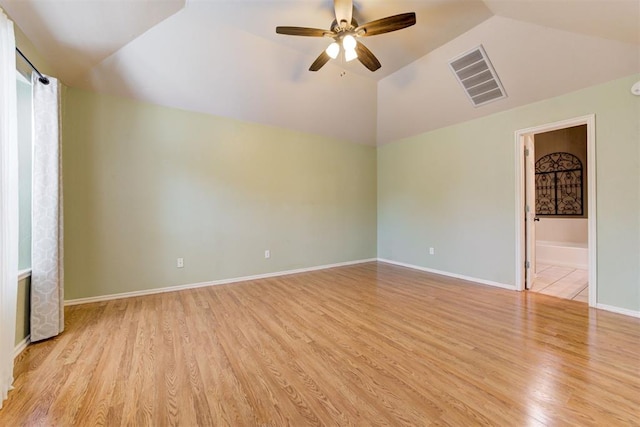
[429,247,435,255]
[177,257,184,268]
[264,250,270,259]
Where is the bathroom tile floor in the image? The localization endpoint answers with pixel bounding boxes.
[530,263,589,302]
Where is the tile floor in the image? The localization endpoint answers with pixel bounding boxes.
[530,263,589,302]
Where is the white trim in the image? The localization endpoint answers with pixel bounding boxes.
[535,259,588,271]
[377,258,516,290]
[515,130,526,292]
[377,260,640,319]
[16,70,30,85]
[596,304,640,319]
[536,240,587,249]
[514,115,597,307]
[18,268,31,281]
[586,116,597,307]
[14,335,30,359]
[64,258,378,306]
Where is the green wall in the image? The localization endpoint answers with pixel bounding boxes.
[62,87,377,300]
[378,74,640,312]
[63,75,639,313]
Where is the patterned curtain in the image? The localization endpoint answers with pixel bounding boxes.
[30,74,64,342]
[0,7,18,408]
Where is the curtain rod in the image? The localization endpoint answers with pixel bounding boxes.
[15,47,49,85]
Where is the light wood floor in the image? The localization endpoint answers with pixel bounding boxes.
[531,263,589,302]
[2,262,639,426]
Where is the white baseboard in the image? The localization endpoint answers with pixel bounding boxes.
[536,258,588,270]
[18,268,32,281]
[58,257,640,320]
[14,335,30,359]
[378,258,516,290]
[64,258,378,306]
[596,303,640,318]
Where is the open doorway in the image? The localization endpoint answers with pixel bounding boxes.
[530,125,588,301]
[515,115,597,307]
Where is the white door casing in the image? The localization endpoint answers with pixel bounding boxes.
[514,114,596,307]
[524,135,536,289]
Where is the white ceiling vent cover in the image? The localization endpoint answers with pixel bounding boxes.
[449,45,507,107]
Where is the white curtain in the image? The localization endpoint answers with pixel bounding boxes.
[30,74,64,342]
[0,7,18,409]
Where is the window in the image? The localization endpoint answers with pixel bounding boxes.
[17,73,32,271]
[535,152,583,216]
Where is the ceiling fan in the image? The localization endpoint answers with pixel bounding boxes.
[275,0,416,72]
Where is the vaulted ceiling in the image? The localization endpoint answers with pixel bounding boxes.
[3,0,639,145]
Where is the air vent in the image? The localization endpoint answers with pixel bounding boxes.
[449,45,507,107]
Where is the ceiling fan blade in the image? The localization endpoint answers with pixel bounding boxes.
[309,51,331,72]
[357,12,416,37]
[334,0,353,28]
[276,26,332,37]
[355,41,381,72]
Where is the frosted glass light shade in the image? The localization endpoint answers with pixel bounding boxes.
[342,34,357,50]
[326,42,340,59]
[345,47,357,62]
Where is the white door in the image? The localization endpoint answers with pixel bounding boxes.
[524,135,536,290]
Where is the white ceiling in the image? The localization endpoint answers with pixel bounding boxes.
[483,0,640,45]
[2,0,639,145]
[377,15,640,143]
[2,0,186,82]
[239,0,494,80]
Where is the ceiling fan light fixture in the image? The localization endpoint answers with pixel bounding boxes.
[276,0,416,72]
[342,34,357,50]
[345,47,358,62]
[326,42,340,59]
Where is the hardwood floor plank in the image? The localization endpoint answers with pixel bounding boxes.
[1,262,639,425]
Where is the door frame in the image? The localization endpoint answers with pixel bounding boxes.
[524,134,536,289]
[514,114,596,307]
